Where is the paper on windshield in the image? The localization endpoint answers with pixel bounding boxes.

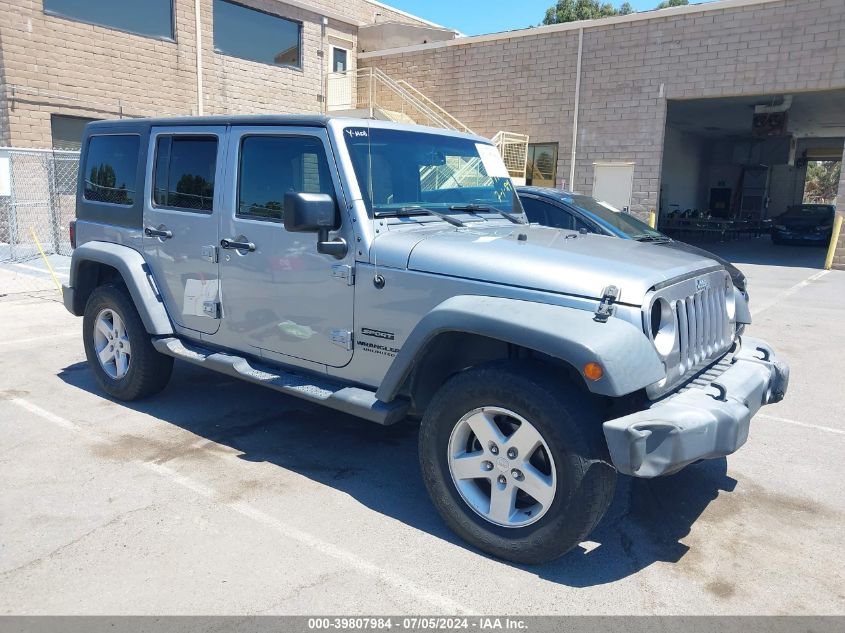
[475,143,510,179]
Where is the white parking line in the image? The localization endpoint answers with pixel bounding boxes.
[7,397,471,614]
[758,412,845,436]
[0,332,77,347]
[751,269,830,317]
[8,262,70,278]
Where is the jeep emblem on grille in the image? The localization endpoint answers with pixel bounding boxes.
[696,278,710,291]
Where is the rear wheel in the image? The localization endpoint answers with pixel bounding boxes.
[83,284,173,401]
[418,362,616,564]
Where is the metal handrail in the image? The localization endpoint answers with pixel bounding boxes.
[395,80,474,134]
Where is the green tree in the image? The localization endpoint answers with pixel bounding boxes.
[656,0,689,8]
[543,0,629,24]
[803,161,841,204]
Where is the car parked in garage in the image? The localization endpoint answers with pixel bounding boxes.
[771,203,836,246]
[517,186,749,297]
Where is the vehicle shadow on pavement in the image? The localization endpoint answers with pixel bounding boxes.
[59,360,737,587]
[531,458,737,586]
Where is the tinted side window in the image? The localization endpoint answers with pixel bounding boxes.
[83,134,140,206]
[213,0,301,68]
[153,136,218,212]
[520,196,552,226]
[237,136,334,222]
[43,0,174,40]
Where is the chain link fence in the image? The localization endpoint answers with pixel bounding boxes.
[0,148,79,294]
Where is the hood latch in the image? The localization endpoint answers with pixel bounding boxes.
[594,285,620,323]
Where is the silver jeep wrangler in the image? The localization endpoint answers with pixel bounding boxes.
[63,115,789,564]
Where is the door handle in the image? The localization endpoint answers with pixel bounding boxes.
[220,238,256,252]
[145,226,173,239]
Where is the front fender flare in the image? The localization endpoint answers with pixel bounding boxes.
[67,241,173,335]
[375,295,664,401]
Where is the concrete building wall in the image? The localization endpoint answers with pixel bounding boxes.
[0,0,431,147]
[360,0,845,217]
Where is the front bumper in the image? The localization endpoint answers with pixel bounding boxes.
[603,336,789,478]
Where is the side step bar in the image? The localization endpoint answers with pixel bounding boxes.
[151,337,408,426]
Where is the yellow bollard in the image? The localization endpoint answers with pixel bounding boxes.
[29,227,62,294]
[648,209,657,229]
[824,213,843,271]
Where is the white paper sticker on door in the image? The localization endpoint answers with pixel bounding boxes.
[475,143,510,179]
[183,278,219,317]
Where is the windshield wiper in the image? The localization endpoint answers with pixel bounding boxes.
[633,234,671,243]
[374,205,466,227]
[449,204,527,225]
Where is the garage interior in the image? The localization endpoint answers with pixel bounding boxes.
[658,89,844,265]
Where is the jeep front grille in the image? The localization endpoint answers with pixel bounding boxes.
[676,283,732,374]
[645,269,735,399]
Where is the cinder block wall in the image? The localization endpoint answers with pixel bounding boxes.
[360,0,845,218]
[0,0,429,147]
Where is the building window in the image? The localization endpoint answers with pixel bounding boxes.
[43,0,174,40]
[526,143,558,188]
[153,136,218,212]
[332,47,349,73]
[83,135,140,206]
[213,0,302,68]
[237,136,333,222]
[51,115,99,150]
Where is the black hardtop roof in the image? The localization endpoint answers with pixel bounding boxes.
[86,114,332,132]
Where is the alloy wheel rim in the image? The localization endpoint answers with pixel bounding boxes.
[447,406,557,528]
[93,308,132,380]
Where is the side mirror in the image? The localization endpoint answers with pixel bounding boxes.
[284,192,347,259]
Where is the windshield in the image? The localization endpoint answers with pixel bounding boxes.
[565,194,665,239]
[343,127,521,216]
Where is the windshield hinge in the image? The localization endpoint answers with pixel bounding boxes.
[594,285,619,323]
[330,329,353,351]
[332,264,355,286]
[202,301,221,319]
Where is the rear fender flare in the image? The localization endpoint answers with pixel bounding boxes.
[68,241,173,335]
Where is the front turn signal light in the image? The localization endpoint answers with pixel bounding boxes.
[583,362,604,381]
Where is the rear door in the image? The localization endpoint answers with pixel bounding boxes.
[216,126,355,367]
[143,126,227,335]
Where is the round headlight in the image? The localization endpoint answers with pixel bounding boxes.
[650,297,676,357]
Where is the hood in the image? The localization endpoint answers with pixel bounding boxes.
[374,224,724,305]
[778,213,833,229]
[659,240,746,291]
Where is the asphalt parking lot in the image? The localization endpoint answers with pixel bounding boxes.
[1,238,843,615]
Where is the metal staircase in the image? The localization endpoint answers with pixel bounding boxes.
[326,67,528,181]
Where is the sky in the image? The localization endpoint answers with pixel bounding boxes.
[383,0,698,36]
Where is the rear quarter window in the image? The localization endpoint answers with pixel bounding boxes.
[83,134,140,206]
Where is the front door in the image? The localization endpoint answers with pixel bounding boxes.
[216,127,354,367]
[143,126,226,335]
[326,47,351,111]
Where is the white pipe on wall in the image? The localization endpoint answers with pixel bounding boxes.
[195,0,204,116]
[569,27,583,191]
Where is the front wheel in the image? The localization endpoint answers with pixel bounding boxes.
[419,362,616,564]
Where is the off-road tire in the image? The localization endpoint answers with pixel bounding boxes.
[419,361,616,564]
[83,283,173,401]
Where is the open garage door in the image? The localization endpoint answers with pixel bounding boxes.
[659,89,845,269]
